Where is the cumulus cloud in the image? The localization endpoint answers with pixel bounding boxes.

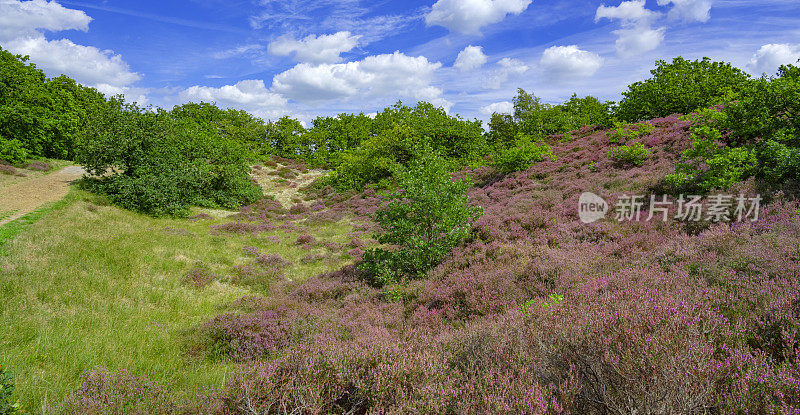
[454,45,488,71]
[747,43,800,75]
[480,101,513,115]
[539,45,603,82]
[0,0,91,40]
[271,51,443,102]
[595,0,665,58]
[425,0,531,35]
[486,57,528,89]
[0,0,143,103]
[268,31,360,64]
[656,0,712,23]
[181,80,286,107]
[5,36,140,86]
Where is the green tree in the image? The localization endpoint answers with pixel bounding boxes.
[616,57,751,122]
[360,148,482,285]
[77,101,262,216]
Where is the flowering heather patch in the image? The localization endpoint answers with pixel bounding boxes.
[0,158,10,166]
[210,221,275,235]
[196,308,291,361]
[295,234,315,246]
[60,369,175,414]
[25,161,51,171]
[255,253,292,268]
[182,267,216,288]
[0,165,21,176]
[194,117,800,413]
[188,212,213,221]
[288,203,308,214]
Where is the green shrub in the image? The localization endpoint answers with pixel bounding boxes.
[77,102,262,216]
[0,365,21,415]
[488,90,614,145]
[0,137,27,164]
[616,57,752,122]
[491,133,556,174]
[608,142,652,167]
[666,108,761,192]
[359,148,482,285]
[606,121,654,144]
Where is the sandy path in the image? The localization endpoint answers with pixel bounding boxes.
[0,166,86,227]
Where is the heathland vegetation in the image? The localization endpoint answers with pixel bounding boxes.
[1,44,800,413]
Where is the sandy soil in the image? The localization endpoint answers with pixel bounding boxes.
[0,166,86,226]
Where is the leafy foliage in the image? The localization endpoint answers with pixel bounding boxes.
[608,142,652,167]
[491,132,556,174]
[0,136,27,165]
[77,101,262,216]
[0,48,109,160]
[666,66,800,192]
[606,121,655,144]
[488,89,614,145]
[0,365,20,415]
[360,148,482,284]
[616,57,752,122]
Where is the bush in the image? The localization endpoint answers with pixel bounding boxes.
[0,365,20,415]
[616,57,752,122]
[359,148,482,284]
[0,137,27,165]
[488,90,614,145]
[666,108,761,192]
[77,102,262,216]
[606,121,654,144]
[608,142,652,167]
[491,133,556,174]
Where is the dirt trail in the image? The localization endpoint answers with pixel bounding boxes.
[0,166,85,227]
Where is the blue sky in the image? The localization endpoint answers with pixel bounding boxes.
[1,0,799,124]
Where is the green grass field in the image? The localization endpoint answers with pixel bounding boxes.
[0,190,355,413]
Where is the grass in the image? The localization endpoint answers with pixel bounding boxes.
[0,189,356,413]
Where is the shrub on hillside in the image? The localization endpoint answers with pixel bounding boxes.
[608,142,652,167]
[491,133,556,174]
[606,121,654,144]
[360,149,482,285]
[616,57,752,122]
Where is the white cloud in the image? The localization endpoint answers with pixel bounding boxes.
[181,79,287,108]
[747,43,800,75]
[268,31,360,64]
[454,45,488,71]
[596,0,659,25]
[480,101,513,115]
[540,45,603,82]
[271,51,443,102]
[0,0,91,40]
[486,57,528,89]
[656,0,712,23]
[0,0,144,103]
[5,36,140,86]
[611,27,666,58]
[425,0,532,35]
[595,1,665,57]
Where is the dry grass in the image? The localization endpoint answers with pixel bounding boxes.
[0,186,356,413]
